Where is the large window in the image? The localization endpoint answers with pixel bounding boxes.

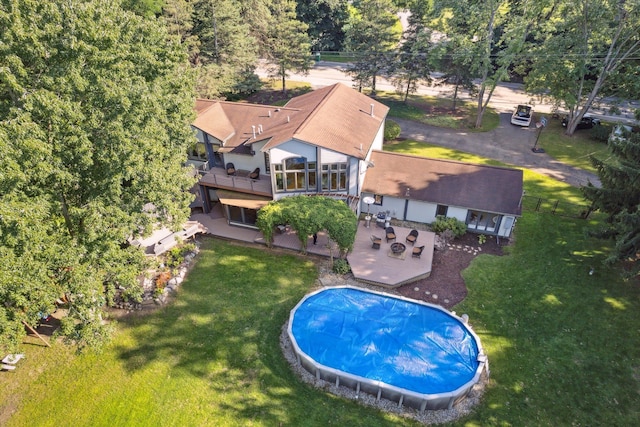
[274,157,317,192]
[321,163,347,191]
[188,142,207,161]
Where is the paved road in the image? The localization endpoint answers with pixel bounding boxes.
[257,60,603,187]
[394,114,601,188]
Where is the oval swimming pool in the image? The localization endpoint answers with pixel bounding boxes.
[288,287,488,411]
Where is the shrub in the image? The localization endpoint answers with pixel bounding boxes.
[384,119,401,141]
[332,258,351,275]
[590,124,611,143]
[431,215,467,238]
[166,242,196,269]
[478,234,487,245]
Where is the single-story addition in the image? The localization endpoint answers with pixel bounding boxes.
[361,151,523,238]
[189,82,523,238]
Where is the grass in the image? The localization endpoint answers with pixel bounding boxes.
[536,119,611,173]
[374,92,500,132]
[4,155,639,425]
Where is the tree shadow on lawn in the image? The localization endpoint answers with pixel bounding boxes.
[110,241,385,425]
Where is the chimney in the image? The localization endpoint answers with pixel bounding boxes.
[252,125,256,139]
[370,104,374,117]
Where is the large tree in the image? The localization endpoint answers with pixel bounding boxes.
[343,0,401,96]
[264,0,313,92]
[390,0,434,102]
[525,0,640,136]
[296,0,348,53]
[583,132,640,277]
[431,0,543,128]
[0,0,196,350]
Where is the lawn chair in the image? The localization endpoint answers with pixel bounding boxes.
[405,229,419,245]
[385,227,396,243]
[412,245,425,258]
[249,167,260,180]
[370,235,382,249]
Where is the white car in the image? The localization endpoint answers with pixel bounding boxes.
[511,105,533,126]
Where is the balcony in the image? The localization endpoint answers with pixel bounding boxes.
[198,167,273,197]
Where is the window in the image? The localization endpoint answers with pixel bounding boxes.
[436,205,448,217]
[374,194,383,205]
[274,157,317,192]
[264,152,270,173]
[321,163,347,191]
[188,142,207,161]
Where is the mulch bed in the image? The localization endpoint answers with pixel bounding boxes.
[394,233,507,309]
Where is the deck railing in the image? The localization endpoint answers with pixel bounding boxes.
[198,168,272,196]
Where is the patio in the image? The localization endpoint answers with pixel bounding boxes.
[189,206,434,288]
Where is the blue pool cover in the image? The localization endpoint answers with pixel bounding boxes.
[290,287,480,394]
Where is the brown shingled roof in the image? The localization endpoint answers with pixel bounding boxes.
[193,83,389,158]
[363,151,523,216]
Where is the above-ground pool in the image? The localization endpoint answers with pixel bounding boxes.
[288,287,488,411]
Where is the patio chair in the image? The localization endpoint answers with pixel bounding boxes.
[385,227,396,243]
[412,245,425,258]
[249,167,260,180]
[370,235,382,249]
[405,229,419,245]
[226,162,236,176]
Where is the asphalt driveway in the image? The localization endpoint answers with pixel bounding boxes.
[395,113,601,188]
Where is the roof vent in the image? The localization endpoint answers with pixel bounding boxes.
[252,125,256,139]
[287,115,290,123]
[370,104,375,117]
[268,110,272,117]
[258,124,263,134]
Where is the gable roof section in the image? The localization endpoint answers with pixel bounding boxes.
[274,83,390,158]
[363,151,523,216]
[192,83,389,158]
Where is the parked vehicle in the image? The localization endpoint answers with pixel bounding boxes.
[511,104,533,126]
[561,115,601,129]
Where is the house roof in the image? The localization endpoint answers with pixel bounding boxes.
[193,83,389,158]
[363,151,523,216]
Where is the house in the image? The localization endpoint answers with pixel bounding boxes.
[190,83,522,238]
[360,151,523,238]
[190,83,388,227]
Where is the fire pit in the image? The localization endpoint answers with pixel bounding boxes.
[390,242,406,254]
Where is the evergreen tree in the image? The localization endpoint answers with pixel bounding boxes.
[583,133,640,276]
[264,0,313,92]
[390,1,433,102]
[171,0,260,98]
[296,0,349,52]
[344,0,401,96]
[0,0,196,349]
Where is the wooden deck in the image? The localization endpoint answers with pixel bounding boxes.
[347,223,434,288]
[190,208,434,287]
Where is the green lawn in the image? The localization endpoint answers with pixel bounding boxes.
[536,119,611,173]
[376,92,500,132]
[4,151,639,425]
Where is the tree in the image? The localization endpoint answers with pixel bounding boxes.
[264,0,313,92]
[343,0,401,96]
[431,0,541,128]
[0,0,196,350]
[525,0,640,136]
[296,0,349,52]
[583,133,640,277]
[256,196,357,256]
[390,1,434,102]
[432,39,477,111]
